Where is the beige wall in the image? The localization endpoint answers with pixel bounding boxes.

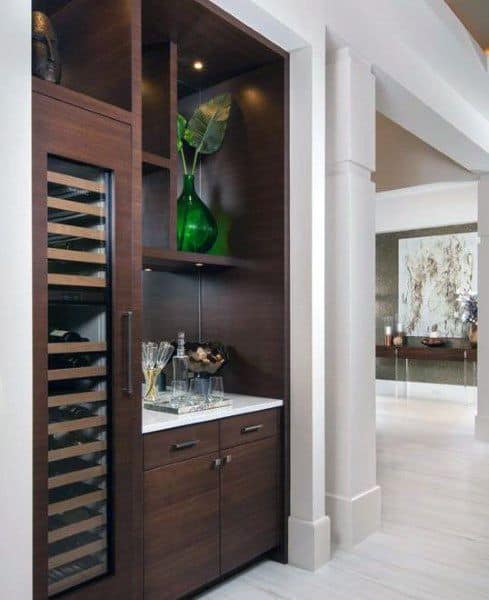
[375,113,476,192]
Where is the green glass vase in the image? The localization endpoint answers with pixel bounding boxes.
[177,174,218,253]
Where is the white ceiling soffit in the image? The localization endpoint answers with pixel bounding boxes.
[376,181,478,233]
[376,67,489,173]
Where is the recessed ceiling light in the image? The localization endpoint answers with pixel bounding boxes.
[144,268,152,272]
[195,263,204,268]
[193,60,204,71]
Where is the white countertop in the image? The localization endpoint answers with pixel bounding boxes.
[142,394,283,434]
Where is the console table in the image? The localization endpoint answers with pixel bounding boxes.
[376,345,478,397]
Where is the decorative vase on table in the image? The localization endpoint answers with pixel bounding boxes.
[177,174,218,253]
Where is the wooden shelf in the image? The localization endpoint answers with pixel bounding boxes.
[48,342,107,355]
[47,171,105,194]
[48,274,106,289]
[48,222,106,241]
[48,415,107,436]
[48,490,107,516]
[33,77,132,126]
[47,197,105,218]
[142,151,173,172]
[48,465,107,490]
[48,514,107,544]
[48,440,107,462]
[48,562,107,596]
[48,538,107,570]
[48,366,107,381]
[48,390,107,408]
[143,247,242,273]
[48,248,107,265]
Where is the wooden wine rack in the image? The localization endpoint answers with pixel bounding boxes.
[46,159,111,595]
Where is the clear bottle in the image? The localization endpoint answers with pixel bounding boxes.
[172,331,188,385]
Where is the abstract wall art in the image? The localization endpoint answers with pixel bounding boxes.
[399,232,478,337]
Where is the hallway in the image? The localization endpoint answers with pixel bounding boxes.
[201,395,489,599]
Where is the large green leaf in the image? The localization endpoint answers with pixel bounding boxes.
[177,113,187,153]
[184,93,231,155]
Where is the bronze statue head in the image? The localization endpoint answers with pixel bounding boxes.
[32,11,61,84]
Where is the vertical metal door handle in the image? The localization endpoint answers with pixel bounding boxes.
[123,310,133,395]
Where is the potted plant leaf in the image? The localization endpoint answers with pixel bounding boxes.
[176,93,232,253]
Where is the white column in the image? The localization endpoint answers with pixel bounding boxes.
[288,43,331,571]
[325,47,381,549]
[0,1,32,599]
[476,176,489,441]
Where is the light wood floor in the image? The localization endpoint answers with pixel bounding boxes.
[200,395,489,599]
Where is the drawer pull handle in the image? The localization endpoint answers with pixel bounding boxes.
[241,424,263,434]
[171,440,199,451]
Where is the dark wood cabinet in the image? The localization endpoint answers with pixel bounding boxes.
[144,454,220,600]
[220,436,280,574]
[143,410,281,598]
[33,1,289,597]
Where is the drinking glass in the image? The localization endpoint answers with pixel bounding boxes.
[188,378,208,405]
[208,376,224,403]
[172,380,188,403]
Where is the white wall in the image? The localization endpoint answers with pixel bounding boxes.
[376,181,478,233]
[0,1,31,599]
[375,113,475,192]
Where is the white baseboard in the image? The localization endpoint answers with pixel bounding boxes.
[475,415,489,442]
[325,486,381,550]
[288,515,331,571]
[376,379,477,404]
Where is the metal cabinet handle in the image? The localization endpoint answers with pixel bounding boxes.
[223,454,232,465]
[213,458,223,470]
[171,440,199,451]
[241,424,263,434]
[123,310,133,395]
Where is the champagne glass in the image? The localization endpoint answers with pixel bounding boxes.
[142,341,174,402]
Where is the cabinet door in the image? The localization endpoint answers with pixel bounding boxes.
[220,436,280,574]
[144,455,220,600]
[33,93,141,599]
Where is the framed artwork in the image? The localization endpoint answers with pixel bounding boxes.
[399,232,478,337]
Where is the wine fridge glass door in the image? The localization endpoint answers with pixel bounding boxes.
[46,155,112,596]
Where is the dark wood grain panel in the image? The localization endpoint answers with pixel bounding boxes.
[51,0,133,110]
[220,436,280,574]
[144,421,219,469]
[142,43,172,158]
[144,454,220,599]
[142,269,199,344]
[143,0,285,95]
[179,63,287,400]
[220,408,279,449]
[142,168,171,249]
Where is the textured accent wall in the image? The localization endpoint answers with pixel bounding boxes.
[376,223,477,385]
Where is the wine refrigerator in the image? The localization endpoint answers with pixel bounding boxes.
[33,92,141,599]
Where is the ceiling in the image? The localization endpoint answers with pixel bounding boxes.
[445,0,489,50]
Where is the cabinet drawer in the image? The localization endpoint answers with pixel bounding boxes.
[144,422,219,469]
[220,408,279,449]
